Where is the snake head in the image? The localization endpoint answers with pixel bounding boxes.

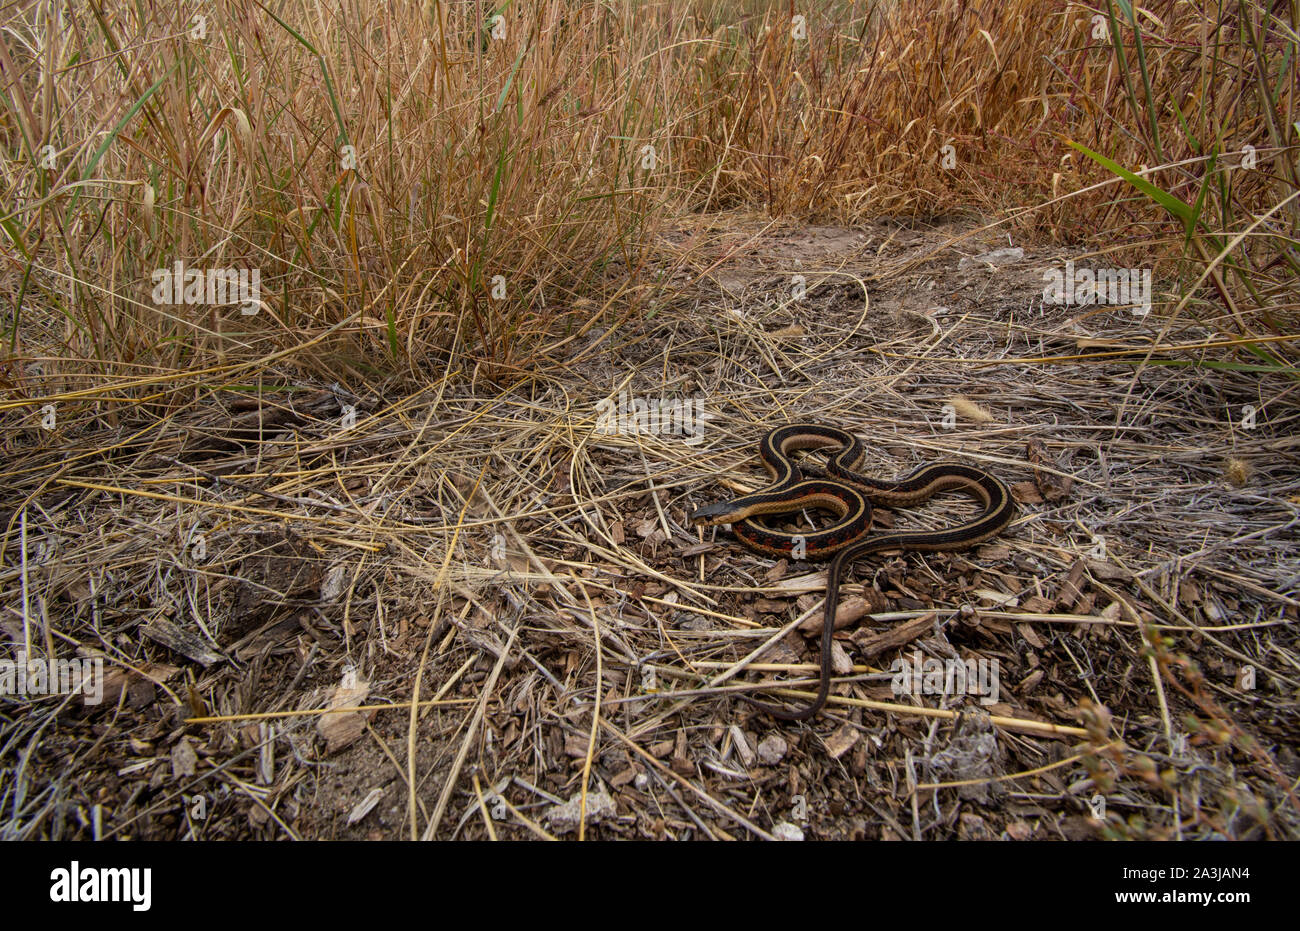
[690,500,738,526]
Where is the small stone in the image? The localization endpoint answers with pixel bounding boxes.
[1005,820,1033,841]
[757,734,788,765]
[321,565,347,602]
[772,821,805,841]
[170,739,198,778]
[543,790,617,835]
[958,247,1024,270]
[958,812,993,840]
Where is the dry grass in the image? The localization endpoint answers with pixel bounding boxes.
[1,0,1294,384]
[0,1,1297,840]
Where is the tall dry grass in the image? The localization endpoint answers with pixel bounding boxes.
[0,0,1296,393]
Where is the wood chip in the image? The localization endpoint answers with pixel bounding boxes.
[850,613,935,658]
[141,618,224,667]
[1019,595,1054,614]
[610,767,638,788]
[321,565,347,602]
[1017,623,1045,649]
[90,661,180,708]
[677,541,715,557]
[798,595,873,633]
[756,639,802,664]
[1018,669,1044,694]
[769,571,823,593]
[764,559,790,582]
[729,725,756,767]
[346,787,385,826]
[316,669,371,754]
[1086,558,1133,581]
[1058,559,1087,608]
[974,588,1018,607]
[1006,821,1034,841]
[824,723,861,760]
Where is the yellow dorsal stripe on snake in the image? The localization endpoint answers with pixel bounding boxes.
[690,424,1016,721]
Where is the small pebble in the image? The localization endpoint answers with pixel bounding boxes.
[757,734,788,765]
[772,821,805,841]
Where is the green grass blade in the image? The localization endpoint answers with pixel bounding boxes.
[1066,139,1194,231]
[0,216,30,260]
[68,63,176,216]
[495,42,529,114]
[1185,148,1216,251]
[485,137,509,232]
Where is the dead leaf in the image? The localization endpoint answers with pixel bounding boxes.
[1010,481,1044,505]
[1026,439,1074,502]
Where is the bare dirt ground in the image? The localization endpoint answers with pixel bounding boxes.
[3,213,1297,840]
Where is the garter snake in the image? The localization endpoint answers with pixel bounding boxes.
[690,424,1015,721]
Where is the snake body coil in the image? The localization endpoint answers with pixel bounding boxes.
[690,425,1016,721]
